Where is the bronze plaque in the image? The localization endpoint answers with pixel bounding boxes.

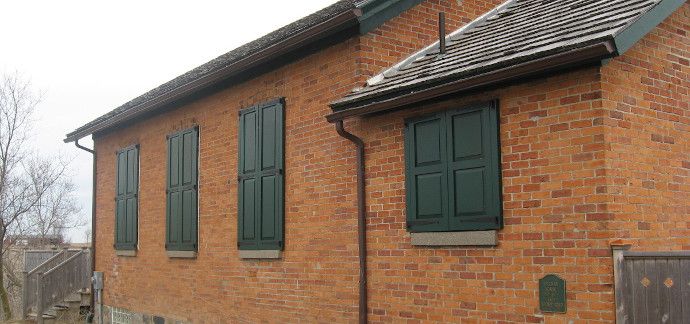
[539,274,566,313]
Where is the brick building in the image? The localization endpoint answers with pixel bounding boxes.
[65,0,689,323]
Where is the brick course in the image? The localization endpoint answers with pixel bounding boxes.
[93,1,689,323]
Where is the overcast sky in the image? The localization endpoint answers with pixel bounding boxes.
[0,0,337,242]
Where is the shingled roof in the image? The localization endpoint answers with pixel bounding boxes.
[328,0,685,120]
[65,0,426,142]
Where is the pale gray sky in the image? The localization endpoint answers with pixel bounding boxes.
[0,0,338,242]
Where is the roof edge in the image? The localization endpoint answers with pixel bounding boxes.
[611,0,686,54]
[65,0,434,143]
[328,0,688,121]
[326,41,616,122]
[64,5,362,143]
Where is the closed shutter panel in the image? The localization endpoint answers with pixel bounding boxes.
[166,127,199,251]
[115,146,138,250]
[405,113,449,232]
[446,103,502,230]
[238,99,284,250]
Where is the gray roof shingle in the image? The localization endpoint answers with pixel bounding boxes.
[330,0,679,111]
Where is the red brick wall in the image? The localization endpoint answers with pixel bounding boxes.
[600,4,690,251]
[93,1,689,323]
[352,67,612,323]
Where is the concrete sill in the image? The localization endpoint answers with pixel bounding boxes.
[166,250,197,258]
[239,250,282,259]
[411,230,498,246]
[115,250,136,257]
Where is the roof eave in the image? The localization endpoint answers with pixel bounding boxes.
[326,40,617,122]
[357,0,425,33]
[64,7,362,143]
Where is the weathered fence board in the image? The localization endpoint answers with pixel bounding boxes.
[24,250,59,272]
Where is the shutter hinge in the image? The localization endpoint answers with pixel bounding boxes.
[264,240,283,247]
[406,220,440,228]
[238,169,283,181]
[266,169,282,176]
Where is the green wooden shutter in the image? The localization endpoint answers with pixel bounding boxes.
[405,102,502,232]
[238,99,284,250]
[405,112,450,232]
[115,145,138,250]
[446,103,502,230]
[166,127,199,251]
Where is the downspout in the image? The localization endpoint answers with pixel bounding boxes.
[334,120,367,324]
[74,138,96,321]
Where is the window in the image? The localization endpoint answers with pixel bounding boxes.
[237,99,284,251]
[115,145,139,251]
[404,102,502,232]
[166,127,199,252]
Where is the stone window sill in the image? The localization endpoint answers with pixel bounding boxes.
[410,230,498,246]
[166,250,197,258]
[115,250,137,257]
[239,250,282,259]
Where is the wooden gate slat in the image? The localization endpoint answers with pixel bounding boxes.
[681,259,690,324]
[622,257,634,324]
[631,259,647,323]
[644,259,660,323]
[667,258,682,324]
[655,258,670,323]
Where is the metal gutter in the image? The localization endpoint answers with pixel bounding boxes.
[326,40,617,122]
[74,139,96,320]
[64,8,361,143]
[334,121,367,324]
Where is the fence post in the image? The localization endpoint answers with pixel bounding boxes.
[611,241,631,324]
[36,272,44,324]
[21,271,28,319]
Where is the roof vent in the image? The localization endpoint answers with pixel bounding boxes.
[439,12,447,55]
[497,11,513,18]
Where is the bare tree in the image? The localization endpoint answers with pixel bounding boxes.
[0,73,80,320]
[83,228,92,245]
[20,165,84,245]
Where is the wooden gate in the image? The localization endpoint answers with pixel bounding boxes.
[613,246,690,323]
